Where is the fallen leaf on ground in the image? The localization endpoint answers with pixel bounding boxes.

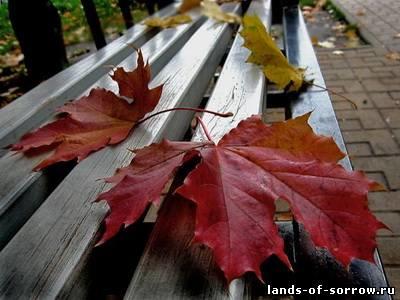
[345,29,359,40]
[201,0,241,24]
[344,29,361,48]
[385,52,400,61]
[143,14,192,28]
[318,40,335,48]
[240,15,305,91]
[311,36,319,46]
[332,23,346,33]
[302,5,313,11]
[356,9,366,16]
[12,50,163,170]
[0,53,24,68]
[98,113,386,283]
[332,50,344,55]
[394,33,400,39]
[179,0,201,13]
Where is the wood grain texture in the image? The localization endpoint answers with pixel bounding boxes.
[0,9,204,250]
[0,5,237,298]
[123,1,272,299]
[0,4,179,150]
[191,0,271,143]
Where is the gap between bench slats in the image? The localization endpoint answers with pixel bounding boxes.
[0,8,204,250]
[122,1,275,299]
[0,3,240,299]
[0,4,179,151]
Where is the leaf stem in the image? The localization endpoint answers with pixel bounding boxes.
[136,107,233,126]
[307,81,358,109]
[196,116,213,142]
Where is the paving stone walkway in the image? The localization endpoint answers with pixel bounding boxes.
[314,0,400,297]
[331,0,400,51]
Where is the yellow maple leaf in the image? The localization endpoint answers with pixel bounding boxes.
[240,15,305,91]
[179,0,202,13]
[143,14,192,29]
[201,0,241,24]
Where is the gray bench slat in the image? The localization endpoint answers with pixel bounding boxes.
[284,6,390,296]
[123,1,272,298]
[0,4,178,150]
[283,6,350,169]
[0,8,204,250]
[282,5,325,92]
[0,3,240,298]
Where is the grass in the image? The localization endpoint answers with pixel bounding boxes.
[299,0,316,7]
[0,0,148,55]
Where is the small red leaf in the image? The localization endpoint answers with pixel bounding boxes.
[11,50,162,170]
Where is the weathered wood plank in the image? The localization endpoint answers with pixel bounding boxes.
[0,4,240,298]
[0,9,204,249]
[123,1,273,298]
[0,4,178,150]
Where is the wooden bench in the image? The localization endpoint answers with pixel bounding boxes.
[0,0,391,298]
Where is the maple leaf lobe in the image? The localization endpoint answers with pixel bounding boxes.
[96,140,201,245]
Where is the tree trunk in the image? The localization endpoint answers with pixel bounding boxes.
[8,0,68,85]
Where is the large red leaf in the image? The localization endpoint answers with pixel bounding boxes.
[98,113,386,283]
[11,50,163,170]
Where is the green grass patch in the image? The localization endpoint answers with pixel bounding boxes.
[299,0,316,7]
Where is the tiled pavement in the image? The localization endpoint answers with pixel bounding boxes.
[314,0,400,296]
[331,0,400,51]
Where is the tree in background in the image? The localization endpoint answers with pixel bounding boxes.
[8,0,68,85]
[144,0,173,15]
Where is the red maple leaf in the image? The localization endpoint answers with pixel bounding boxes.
[11,49,163,171]
[97,113,387,283]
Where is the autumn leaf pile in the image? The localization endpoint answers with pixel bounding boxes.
[10,7,387,286]
[11,50,162,170]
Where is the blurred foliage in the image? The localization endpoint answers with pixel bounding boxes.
[0,0,148,55]
[324,0,346,21]
[299,0,315,7]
